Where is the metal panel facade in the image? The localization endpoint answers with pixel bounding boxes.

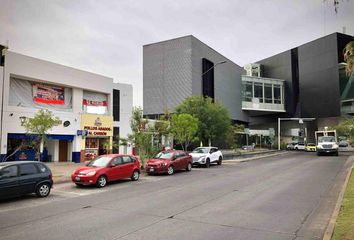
[191,36,247,122]
[143,36,193,116]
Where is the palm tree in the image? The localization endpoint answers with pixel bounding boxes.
[341,41,354,100]
[344,41,354,76]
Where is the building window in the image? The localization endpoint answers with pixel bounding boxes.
[254,83,263,103]
[113,89,120,121]
[112,127,120,154]
[264,84,273,103]
[274,85,282,104]
[83,90,108,115]
[202,58,214,100]
[242,81,253,102]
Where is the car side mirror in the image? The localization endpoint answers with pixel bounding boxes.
[110,163,116,168]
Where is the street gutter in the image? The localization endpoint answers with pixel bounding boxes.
[223,150,289,163]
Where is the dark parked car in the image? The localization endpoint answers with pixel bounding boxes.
[0,161,53,200]
[146,150,192,175]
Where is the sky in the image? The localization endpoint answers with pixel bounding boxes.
[0,0,353,107]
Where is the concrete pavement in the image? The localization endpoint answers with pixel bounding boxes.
[0,151,352,240]
[47,150,286,184]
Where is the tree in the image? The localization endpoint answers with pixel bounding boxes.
[334,117,354,143]
[170,114,198,151]
[344,41,354,76]
[227,124,245,150]
[175,96,231,146]
[22,109,61,161]
[128,106,159,168]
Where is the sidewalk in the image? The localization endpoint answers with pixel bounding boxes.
[45,150,287,185]
[45,162,85,184]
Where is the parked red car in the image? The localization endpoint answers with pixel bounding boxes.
[71,154,140,188]
[146,150,192,175]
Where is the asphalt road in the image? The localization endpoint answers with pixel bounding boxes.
[0,152,352,240]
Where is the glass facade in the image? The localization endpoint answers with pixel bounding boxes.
[241,76,285,112]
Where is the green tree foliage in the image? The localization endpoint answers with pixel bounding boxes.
[227,124,245,150]
[334,117,354,143]
[22,109,61,160]
[175,96,231,146]
[128,107,159,168]
[170,113,198,151]
[344,41,354,76]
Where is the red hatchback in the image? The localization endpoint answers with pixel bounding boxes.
[71,154,140,188]
[146,150,192,175]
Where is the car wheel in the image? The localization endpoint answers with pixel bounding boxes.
[96,175,107,188]
[186,163,192,171]
[167,165,174,175]
[334,151,339,156]
[317,152,321,156]
[131,170,140,181]
[217,156,222,165]
[36,183,51,197]
[205,158,210,168]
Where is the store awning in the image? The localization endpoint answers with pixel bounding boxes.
[8,133,74,141]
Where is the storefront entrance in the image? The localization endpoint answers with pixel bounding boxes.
[84,137,109,161]
[59,140,68,162]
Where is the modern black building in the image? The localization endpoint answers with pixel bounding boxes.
[143,33,354,142]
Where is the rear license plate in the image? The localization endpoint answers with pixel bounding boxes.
[149,168,154,172]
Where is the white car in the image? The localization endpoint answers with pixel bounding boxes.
[190,147,223,168]
[294,143,305,150]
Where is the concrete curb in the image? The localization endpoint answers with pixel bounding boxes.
[223,151,289,163]
[323,164,354,240]
[51,151,287,185]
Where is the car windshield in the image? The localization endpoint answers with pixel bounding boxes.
[87,156,112,167]
[318,136,336,143]
[154,152,173,159]
[192,147,209,154]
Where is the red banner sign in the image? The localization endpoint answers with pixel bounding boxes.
[33,83,65,105]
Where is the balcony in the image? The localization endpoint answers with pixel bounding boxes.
[341,99,354,115]
[241,75,285,113]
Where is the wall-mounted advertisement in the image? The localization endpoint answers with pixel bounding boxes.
[339,65,354,114]
[32,83,65,105]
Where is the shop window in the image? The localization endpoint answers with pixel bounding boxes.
[112,127,120,154]
[83,90,108,115]
[274,85,282,104]
[202,58,214,100]
[242,81,253,102]
[254,83,263,103]
[113,89,120,121]
[264,84,272,103]
[9,77,72,111]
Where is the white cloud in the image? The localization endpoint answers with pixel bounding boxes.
[0,0,353,107]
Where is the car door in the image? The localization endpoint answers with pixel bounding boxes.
[172,152,181,170]
[18,163,41,195]
[120,156,135,178]
[106,157,123,181]
[179,151,190,169]
[0,165,19,199]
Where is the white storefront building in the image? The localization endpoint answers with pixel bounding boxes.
[0,48,132,162]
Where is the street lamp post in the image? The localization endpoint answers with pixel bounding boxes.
[202,60,226,76]
[201,60,226,147]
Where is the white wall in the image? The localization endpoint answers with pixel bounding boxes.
[1,50,114,157]
[113,83,133,154]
